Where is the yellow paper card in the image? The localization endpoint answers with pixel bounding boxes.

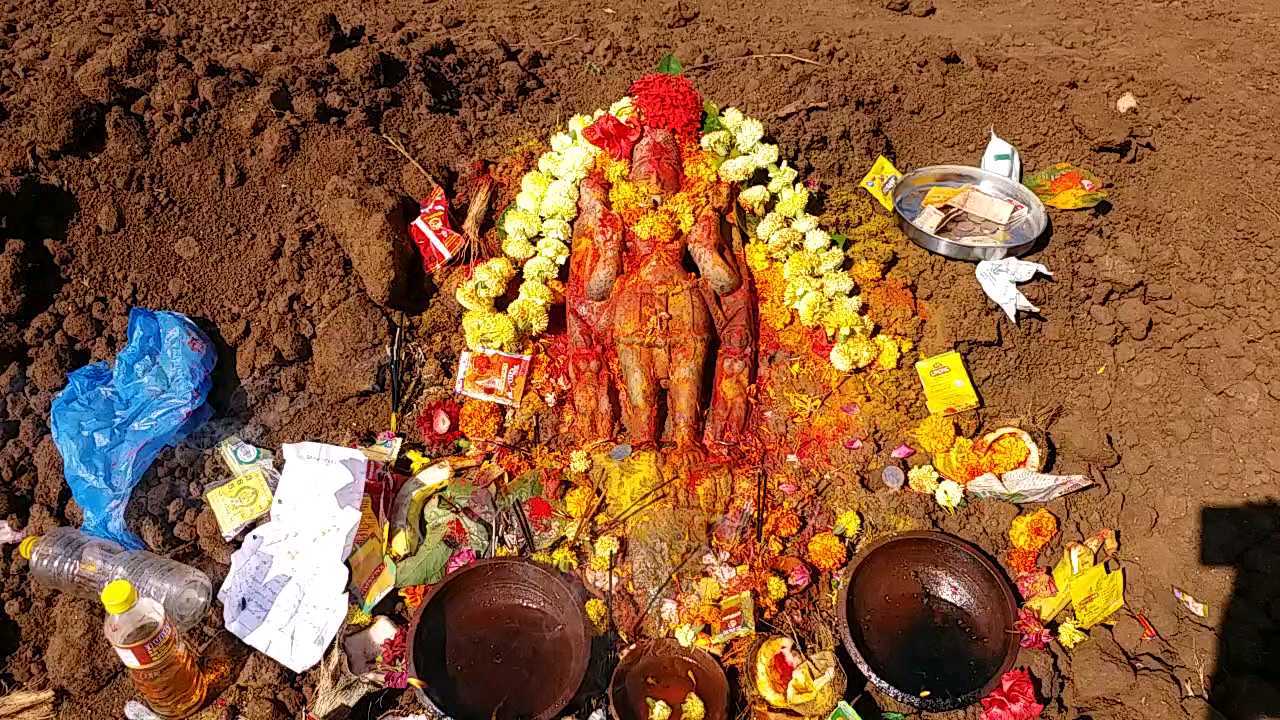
[922,185,967,207]
[205,469,273,539]
[860,155,903,211]
[1028,545,1095,622]
[1071,564,1125,628]
[914,351,980,416]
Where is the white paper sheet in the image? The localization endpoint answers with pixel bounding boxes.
[219,442,368,673]
[975,257,1051,322]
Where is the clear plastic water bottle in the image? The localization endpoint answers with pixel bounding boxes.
[19,527,211,630]
[102,579,207,718]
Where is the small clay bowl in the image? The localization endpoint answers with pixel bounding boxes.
[408,558,591,720]
[609,639,730,720]
[837,531,1019,712]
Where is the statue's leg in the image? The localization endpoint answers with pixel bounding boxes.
[669,338,708,448]
[618,343,658,447]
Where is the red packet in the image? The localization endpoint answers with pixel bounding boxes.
[455,349,531,406]
[409,187,466,273]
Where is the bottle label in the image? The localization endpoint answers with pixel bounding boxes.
[113,619,177,670]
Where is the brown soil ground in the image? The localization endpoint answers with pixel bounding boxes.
[2,0,1279,718]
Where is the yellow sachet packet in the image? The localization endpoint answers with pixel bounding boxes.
[1072,564,1125,628]
[205,469,273,540]
[860,155,903,211]
[914,351,980,416]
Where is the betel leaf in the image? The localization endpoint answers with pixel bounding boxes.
[507,471,543,505]
[656,53,683,75]
[394,540,451,587]
[702,99,722,133]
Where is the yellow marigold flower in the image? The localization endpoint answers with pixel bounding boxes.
[935,479,964,513]
[564,486,594,519]
[734,118,765,152]
[907,465,941,495]
[697,577,721,602]
[550,546,578,572]
[681,693,706,720]
[666,193,697,234]
[603,156,631,184]
[501,235,537,261]
[874,334,901,370]
[507,298,549,336]
[569,449,592,474]
[756,211,785,241]
[472,257,516,298]
[588,554,609,572]
[772,508,801,537]
[850,259,885,284]
[807,531,847,572]
[700,129,732,157]
[518,279,555,305]
[634,210,679,243]
[461,309,517,352]
[820,271,855,297]
[454,281,494,313]
[399,585,427,611]
[775,184,810,218]
[719,107,745,132]
[745,242,772,273]
[1009,508,1058,551]
[718,155,757,183]
[766,575,788,601]
[594,535,620,557]
[834,510,861,539]
[914,414,957,455]
[739,185,771,216]
[649,700,672,720]
[585,597,608,635]
[674,623,699,647]
[503,208,540,241]
[1057,620,1088,649]
[684,150,720,186]
[523,255,558,283]
[830,335,878,372]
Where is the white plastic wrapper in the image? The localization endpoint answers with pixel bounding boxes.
[981,129,1021,180]
[967,468,1093,503]
[976,257,1052,322]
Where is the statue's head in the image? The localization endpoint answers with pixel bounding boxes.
[631,126,682,197]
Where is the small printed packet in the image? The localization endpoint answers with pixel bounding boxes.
[347,496,396,612]
[409,187,467,273]
[205,469,274,540]
[914,351,980,416]
[860,155,903,212]
[711,591,755,644]
[218,436,275,478]
[1173,586,1209,618]
[1071,563,1125,628]
[455,349,532,406]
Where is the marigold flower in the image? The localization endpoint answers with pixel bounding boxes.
[935,479,964,513]
[550,546,578,572]
[745,242,771,272]
[471,257,516,298]
[830,335,878,372]
[697,577,722,602]
[914,414,957,455]
[461,309,517,352]
[540,178,579,219]
[1006,547,1041,575]
[907,465,941,495]
[717,155,757,183]
[594,535,620,557]
[700,129,732,157]
[807,531,847,572]
[585,597,608,634]
[681,693,706,720]
[803,228,832,252]
[719,106,745,131]
[518,279,554,305]
[989,434,1032,475]
[771,509,802,538]
[523,255,558,282]
[767,162,799,194]
[775,184,810,218]
[1009,509,1058,551]
[506,298,549,336]
[834,510,861,539]
[459,398,503,440]
[766,575,788,600]
[503,208,540,241]
[752,143,779,167]
[502,235,536,261]
[564,486,594,519]
[734,118,765,152]
[874,335,901,370]
[739,185,770,215]
[1057,620,1088,649]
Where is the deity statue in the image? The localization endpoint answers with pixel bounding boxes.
[569,125,755,464]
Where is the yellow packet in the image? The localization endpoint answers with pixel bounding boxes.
[922,185,967,207]
[205,469,273,540]
[348,496,396,612]
[859,155,903,211]
[1071,564,1125,628]
[914,351,980,416]
[1028,544,1094,621]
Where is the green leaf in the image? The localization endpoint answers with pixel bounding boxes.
[656,53,683,75]
[882,713,907,720]
[508,471,543,505]
[702,99,722,133]
[831,233,848,249]
[444,477,474,506]
[395,539,451,587]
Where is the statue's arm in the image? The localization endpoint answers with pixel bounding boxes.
[688,199,740,295]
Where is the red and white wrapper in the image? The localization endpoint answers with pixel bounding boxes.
[408,187,465,273]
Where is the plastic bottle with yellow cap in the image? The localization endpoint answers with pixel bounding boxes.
[20,527,210,630]
[102,579,207,718]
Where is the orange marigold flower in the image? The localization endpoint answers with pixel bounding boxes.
[459,399,503,440]
[1007,546,1042,575]
[400,585,427,611]
[987,434,1032,475]
[1009,508,1058,551]
[770,509,802,538]
[806,532,848,572]
[914,414,957,455]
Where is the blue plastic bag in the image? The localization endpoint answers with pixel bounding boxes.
[51,309,216,549]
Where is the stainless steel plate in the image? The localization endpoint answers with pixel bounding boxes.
[891,164,1048,261]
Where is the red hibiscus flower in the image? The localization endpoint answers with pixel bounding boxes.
[583,113,641,160]
[981,669,1044,720]
[417,399,462,445]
